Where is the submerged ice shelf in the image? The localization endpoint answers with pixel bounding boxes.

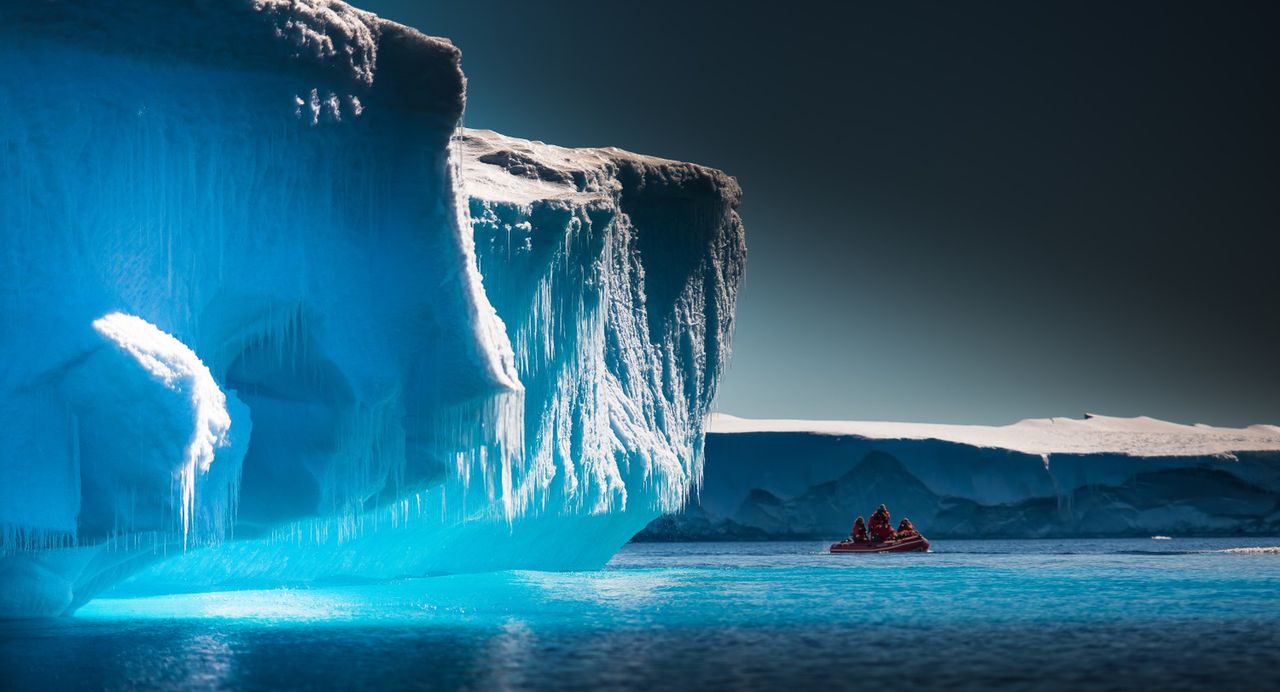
[637,414,1280,541]
[0,0,744,617]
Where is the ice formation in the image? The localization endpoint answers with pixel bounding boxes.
[463,129,744,517]
[0,0,744,617]
[90,313,244,549]
[636,414,1280,541]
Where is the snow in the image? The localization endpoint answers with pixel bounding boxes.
[0,1,745,616]
[709,413,1280,457]
[459,128,732,208]
[251,0,380,85]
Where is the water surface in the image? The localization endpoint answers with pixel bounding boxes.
[3,538,1279,690]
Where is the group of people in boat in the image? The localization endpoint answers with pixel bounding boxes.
[848,504,919,544]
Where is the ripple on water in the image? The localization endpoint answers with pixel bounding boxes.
[3,538,1280,691]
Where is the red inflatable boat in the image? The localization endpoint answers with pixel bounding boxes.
[830,534,930,553]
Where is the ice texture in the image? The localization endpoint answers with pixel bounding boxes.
[0,0,744,616]
[463,129,745,518]
[91,313,245,549]
[636,414,1280,541]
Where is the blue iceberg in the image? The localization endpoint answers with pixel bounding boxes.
[0,0,745,617]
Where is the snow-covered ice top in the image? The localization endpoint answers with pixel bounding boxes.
[0,0,465,123]
[4,0,378,85]
[709,413,1280,457]
[460,129,742,207]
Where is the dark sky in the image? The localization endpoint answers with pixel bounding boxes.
[362,0,1279,426]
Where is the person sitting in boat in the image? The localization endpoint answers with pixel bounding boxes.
[868,504,895,542]
[896,518,918,539]
[849,516,869,543]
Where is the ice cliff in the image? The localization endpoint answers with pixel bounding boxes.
[0,0,744,617]
[636,414,1280,541]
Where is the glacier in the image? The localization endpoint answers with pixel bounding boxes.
[0,0,744,617]
[637,414,1280,541]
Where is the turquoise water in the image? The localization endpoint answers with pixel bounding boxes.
[4,538,1280,690]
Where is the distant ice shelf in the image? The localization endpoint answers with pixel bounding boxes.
[0,0,744,617]
[636,414,1280,542]
[708,413,1280,457]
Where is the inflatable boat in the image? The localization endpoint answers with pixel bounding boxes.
[830,534,930,553]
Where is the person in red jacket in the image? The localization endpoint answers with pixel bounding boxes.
[869,504,895,542]
[849,516,868,543]
[896,518,917,539]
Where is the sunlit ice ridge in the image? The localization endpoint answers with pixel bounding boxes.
[0,0,745,618]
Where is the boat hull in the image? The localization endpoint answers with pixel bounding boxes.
[830,535,930,553]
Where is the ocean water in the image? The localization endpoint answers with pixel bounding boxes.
[3,538,1280,691]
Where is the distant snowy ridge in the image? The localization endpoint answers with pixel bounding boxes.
[710,413,1280,458]
[638,414,1280,542]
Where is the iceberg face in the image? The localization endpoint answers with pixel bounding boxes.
[0,1,745,616]
[463,130,745,519]
[637,415,1280,541]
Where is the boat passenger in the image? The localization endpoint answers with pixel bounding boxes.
[850,516,868,543]
[869,504,895,542]
[896,518,917,539]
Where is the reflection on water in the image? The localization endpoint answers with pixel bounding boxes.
[174,633,234,690]
[3,538,1280,690]
[479,620,536,691]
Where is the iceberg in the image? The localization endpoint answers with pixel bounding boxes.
[0,0,744,617]
[636,414,1280,541]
